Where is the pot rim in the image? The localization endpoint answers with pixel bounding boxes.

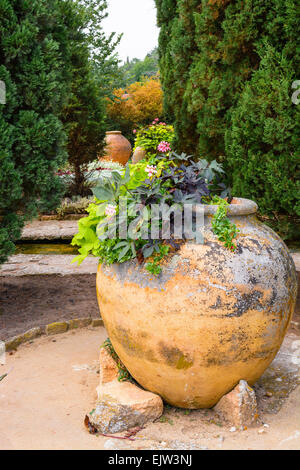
[106,131,122,135]
[194,197,258,216]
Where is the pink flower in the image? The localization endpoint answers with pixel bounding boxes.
[133,129,137,134]
[157,141,171,153]
[154,118,159,122]
[145,165,158,178]
[105,204,117,217]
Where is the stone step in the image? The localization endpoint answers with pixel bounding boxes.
[21,220,79,241]
[0,254,98,277]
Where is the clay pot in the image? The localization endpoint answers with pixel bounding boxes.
[96,198,297,408]
[132,147,147,164]
[102,131,131,166]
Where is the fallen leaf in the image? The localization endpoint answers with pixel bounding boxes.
[84,415,98,435]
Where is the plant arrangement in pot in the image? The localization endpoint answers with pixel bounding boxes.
[132,120,174,162]
[72,150,297,409]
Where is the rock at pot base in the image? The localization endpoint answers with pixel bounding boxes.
[90,381,163,434]
[88,346,163,434]
[214,380,259,429]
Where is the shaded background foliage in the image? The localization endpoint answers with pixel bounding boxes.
[155,0,300,240]
[61,0,120,197]
[118,47,159,87]
[0,0,72,264]
[0,0,118,263]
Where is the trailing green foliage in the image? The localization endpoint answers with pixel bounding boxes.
[210,197,239,252]
[102,338,133,382]
[155,0,300,240]
[146,244,170,276]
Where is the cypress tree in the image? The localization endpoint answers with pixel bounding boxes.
[226,45,300,240]
[156,0,199,154]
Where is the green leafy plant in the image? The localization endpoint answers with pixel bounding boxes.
[72,152,239,276]
[133,122,175,159]
[71,160,171,267]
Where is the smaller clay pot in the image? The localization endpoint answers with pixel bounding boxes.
[132,147,146,164]
[102,131,131,166]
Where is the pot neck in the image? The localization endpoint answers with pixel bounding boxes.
[194,198,258,216]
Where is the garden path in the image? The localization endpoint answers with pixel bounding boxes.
[0,327,299,450]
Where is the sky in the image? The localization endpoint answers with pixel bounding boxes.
[103,0,159,63]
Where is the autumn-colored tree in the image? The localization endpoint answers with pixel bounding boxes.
[107,78,163,140]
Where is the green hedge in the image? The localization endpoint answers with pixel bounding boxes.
[155,0,300,240]
[226,49,300,240]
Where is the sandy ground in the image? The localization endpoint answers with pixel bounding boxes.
[0,327,299,451]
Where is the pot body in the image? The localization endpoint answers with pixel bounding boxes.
[102,131,131,165]
[96,200,297,408]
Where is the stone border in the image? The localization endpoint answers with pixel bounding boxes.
[4,317,104,352]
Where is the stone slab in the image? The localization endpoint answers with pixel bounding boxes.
[214,380,259,429]
[88,347,163,434]
[0,254,98,277]
[90,381,164,434]
[21,220,79,241]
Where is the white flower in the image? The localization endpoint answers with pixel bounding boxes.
[105,204,117,217]
[145,165,158,178]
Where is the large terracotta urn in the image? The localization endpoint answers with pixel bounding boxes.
[96,198,297,408]
[102,131,131,165]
